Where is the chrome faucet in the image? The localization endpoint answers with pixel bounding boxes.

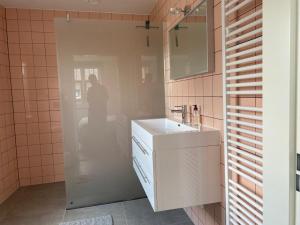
[171,105,187,123]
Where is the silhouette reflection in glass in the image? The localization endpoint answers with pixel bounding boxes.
[138,72,162,118]
[77,74,132,201]
[87,74,108,128]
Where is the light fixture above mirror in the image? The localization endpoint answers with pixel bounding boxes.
[83,0,100,5]
[169,5,191,16]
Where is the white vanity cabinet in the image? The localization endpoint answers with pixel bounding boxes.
[131,118,221,212]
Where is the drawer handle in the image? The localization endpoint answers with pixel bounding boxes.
[132,136,148,155]
[133,157,149,184]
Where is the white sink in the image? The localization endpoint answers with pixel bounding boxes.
[134,118,198,134]
[131,118,221,211]
[132,118,220,150]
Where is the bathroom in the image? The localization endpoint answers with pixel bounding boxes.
[0,0,299,225]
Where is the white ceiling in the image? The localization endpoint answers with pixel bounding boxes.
[0,0,157,14]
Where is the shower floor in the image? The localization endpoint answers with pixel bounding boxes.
[0,182,193,225]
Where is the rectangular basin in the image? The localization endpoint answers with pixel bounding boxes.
[131,118,220,150]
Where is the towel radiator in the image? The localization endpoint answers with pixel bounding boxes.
[222,0,263,224]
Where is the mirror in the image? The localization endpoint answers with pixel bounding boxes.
[169,0,214,80]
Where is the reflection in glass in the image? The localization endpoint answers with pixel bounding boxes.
[55,19,165,209]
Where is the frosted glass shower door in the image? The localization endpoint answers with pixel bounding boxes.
[55,19,164,209]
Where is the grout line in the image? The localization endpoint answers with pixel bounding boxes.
[4,7,21,192]
[61,207,67,223]
[121,201,129,225]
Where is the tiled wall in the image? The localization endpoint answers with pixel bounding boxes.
[0,5,19,203]
[6,8,65,186]
[150,0,225,224]
[150,0,262,224]
[5,8,149,187]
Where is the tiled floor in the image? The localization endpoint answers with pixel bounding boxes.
[0,182,193,225]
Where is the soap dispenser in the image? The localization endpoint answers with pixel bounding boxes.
[192,105,201,129]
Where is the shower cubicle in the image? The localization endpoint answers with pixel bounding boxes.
[55,18,165,209]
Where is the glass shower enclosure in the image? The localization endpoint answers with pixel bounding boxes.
[55,19,165,209]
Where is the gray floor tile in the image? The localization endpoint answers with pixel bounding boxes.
[1,213,64,225]
[1,183,193,225]
[123,198,192,225]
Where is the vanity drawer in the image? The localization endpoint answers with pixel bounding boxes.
[132,136,153,177]
[133,156,155,208]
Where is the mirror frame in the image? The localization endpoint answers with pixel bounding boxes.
[168,0,215,80]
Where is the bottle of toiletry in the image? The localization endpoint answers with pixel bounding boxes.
[192,105,200,129]
[199,106,202,128]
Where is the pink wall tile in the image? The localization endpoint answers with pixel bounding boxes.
[19,168,30,181]
[29,155,42,167]
[31,20,44,32]
[203,76,213,96]
[28,144,40,156]
[203,97,213,117]
[214,3,221,29]
[214,27,222,52]
[20,43,33,55]
[43,21,54,32]
[30,10,43,21]
[42,176,55,184]
[213,97,223,119]
[212,75,222,97]
[41,143,53,155]
[39,122,51,133]
[18,157,29,168]
[18,20,31,31]
[42,10,54,20]
[41,154,53,165]
[214,51,222,74]
[30,166,42,177]
[17,9,30,20]
[45,43,56,55]
[6,8,17,19]
[33,55,46,66]
[32,32,44,43]
[37,100,49,111]
[33,43,45,55]
[36,89,49,100]
[6,20,18,31]
[195,78,204,96]
[42,165,54,175]
[19,31,32,43]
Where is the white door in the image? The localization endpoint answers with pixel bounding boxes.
[296,94,300,224]
[296,45,300,225]
[296,83,300,224]
[296,1,300,223]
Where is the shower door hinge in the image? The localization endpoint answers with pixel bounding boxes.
[297,154,300,192]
